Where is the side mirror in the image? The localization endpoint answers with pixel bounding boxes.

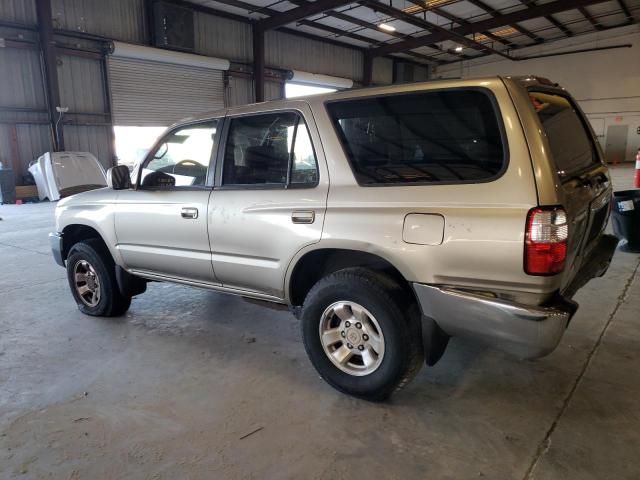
[106,165,132,190]
[141,170,176,189]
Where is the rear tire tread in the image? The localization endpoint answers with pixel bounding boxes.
[301,267,424,401]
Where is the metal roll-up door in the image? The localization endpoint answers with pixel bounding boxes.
[108,43,228,126]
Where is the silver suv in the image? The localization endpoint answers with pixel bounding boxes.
[51,76,617,400]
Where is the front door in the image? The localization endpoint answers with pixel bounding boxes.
[115,119,221,284]
[209,107,328,298]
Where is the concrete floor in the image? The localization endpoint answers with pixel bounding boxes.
[1,164,639,479]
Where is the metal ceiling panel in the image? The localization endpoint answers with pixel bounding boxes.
[182,0,638,65]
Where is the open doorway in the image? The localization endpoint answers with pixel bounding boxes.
[285,83,337,99]
[113,126,167,168]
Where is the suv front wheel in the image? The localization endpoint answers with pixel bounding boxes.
[66,239,132,317]
[300,268,423,401]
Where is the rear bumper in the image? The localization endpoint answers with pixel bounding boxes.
[50,232,64,267]
[413,284,576,359]
[562,234,618,298]
[412,234,618,359]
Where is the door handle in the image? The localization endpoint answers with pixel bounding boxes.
[181,207,199,219]
[292,210,315,224]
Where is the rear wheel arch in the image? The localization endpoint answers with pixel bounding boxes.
[287,248,415,307]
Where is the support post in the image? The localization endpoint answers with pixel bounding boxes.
[35,0,64,151]
[362,52,373,87]
[253,25,265,103]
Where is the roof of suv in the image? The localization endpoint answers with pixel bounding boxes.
[174,75,561,127]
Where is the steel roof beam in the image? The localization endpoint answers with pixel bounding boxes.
[360,0,513,59]
[405,0,515,47]
[617,0,633,20]
[578,6,604,30]
[517,0,573,37]
[465,0,541,41]
[370,0,609,56]
[256,0,357,30]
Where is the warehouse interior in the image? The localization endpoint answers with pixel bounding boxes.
[1,0,640,478]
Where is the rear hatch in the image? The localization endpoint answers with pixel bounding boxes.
[527,88,612,291]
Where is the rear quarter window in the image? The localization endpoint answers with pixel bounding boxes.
[326,89,506,186]
[528,91,599,177]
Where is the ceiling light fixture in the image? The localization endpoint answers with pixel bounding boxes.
[379,23,396,32]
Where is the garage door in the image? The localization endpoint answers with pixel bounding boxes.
[108,43,228,126]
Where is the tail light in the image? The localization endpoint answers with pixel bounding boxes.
[525,207,568,276]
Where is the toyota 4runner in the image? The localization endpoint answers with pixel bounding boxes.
[51,76,618,400]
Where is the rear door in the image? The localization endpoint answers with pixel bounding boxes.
[528,90,611,285]
[208,106,328,298]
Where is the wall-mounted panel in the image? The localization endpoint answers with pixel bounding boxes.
[63,125,112,168]
[195,12,252,63]
[58,54,107,114]
[265,30,363,82]
[0,48,46,108]
[51,0,146,43]
[0,0,36,24]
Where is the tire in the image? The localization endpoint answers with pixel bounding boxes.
[66,239,131,317]
[300,268,423,401]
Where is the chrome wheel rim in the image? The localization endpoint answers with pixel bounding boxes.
[73,259,101,307]
[319,301,385,376]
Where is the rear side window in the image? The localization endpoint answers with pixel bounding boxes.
[326,89,506,185]
[529,91,598,177]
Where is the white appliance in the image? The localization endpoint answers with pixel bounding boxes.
[29,152,107,201]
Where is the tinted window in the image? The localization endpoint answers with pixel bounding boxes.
[326,90,505,185]
[529,91,598,176]
[223,112,318,186]
[142,121,218,187]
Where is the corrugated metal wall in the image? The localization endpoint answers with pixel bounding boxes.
[51,0,146,43]
[1,0,399,184]
[58,54,107,114]
[265,81,284,101]
[226,75,254,108]
[15,125,53,169]
[0,124,53,181]
[56,53,112,168]
[194,11,252,63]
[265,30,363,82]
[0,48,46,109]
[63,125,111,166]
[0,0,36,24]
[0,44,51,178]
[372,57,393,85]
[225,76,283,107]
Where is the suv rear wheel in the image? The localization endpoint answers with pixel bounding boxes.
[300,268,423,401]
[66,239,131,317]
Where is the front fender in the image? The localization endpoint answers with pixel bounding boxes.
[56,200,123,266]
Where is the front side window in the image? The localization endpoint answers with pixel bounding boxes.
[222,112,318,187]
[141,120,218,188]
[529,91,599,177]
[326,89,506,185]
